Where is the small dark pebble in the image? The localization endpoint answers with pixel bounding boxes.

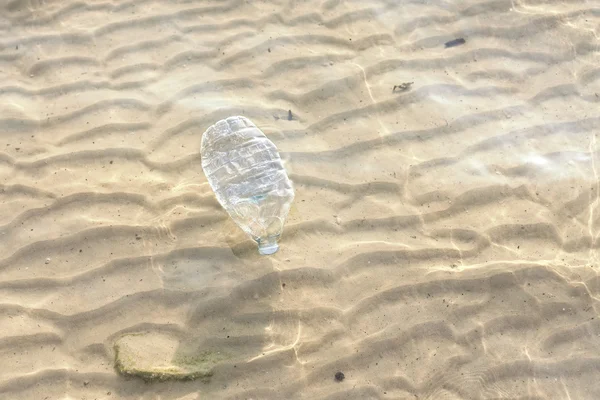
[109,160,113,164]
[445,38,466,48]
[288,110,293,121]
[268,48,271,53]
[16,45,18,50]
[334,371,345,382]
[282,283,286,288]
[83,381,89,386]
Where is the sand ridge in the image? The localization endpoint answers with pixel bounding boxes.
[0,0,599,398]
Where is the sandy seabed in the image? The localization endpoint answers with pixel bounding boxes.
[1,0,600,399]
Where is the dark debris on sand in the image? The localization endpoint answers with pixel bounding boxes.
[445,37,466,48]
[393,82,413,92]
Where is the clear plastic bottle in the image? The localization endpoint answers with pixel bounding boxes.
[201,116,294,255]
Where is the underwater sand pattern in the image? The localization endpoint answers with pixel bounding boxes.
[1,0,600,398]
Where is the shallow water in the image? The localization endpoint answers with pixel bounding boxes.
[1,0,599,399]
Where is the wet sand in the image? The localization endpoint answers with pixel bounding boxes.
[1,0,599,398]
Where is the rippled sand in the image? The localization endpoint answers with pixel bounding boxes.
[1,0,599,399]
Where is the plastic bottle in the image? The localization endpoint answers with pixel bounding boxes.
[201,116,294,255]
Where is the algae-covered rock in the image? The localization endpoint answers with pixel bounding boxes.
[114,332,226,382]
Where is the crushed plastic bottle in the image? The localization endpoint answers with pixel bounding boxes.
[201,116,294,255]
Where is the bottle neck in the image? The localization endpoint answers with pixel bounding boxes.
[257,237,279,255]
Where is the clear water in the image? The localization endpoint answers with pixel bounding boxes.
[0,1,599,399]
